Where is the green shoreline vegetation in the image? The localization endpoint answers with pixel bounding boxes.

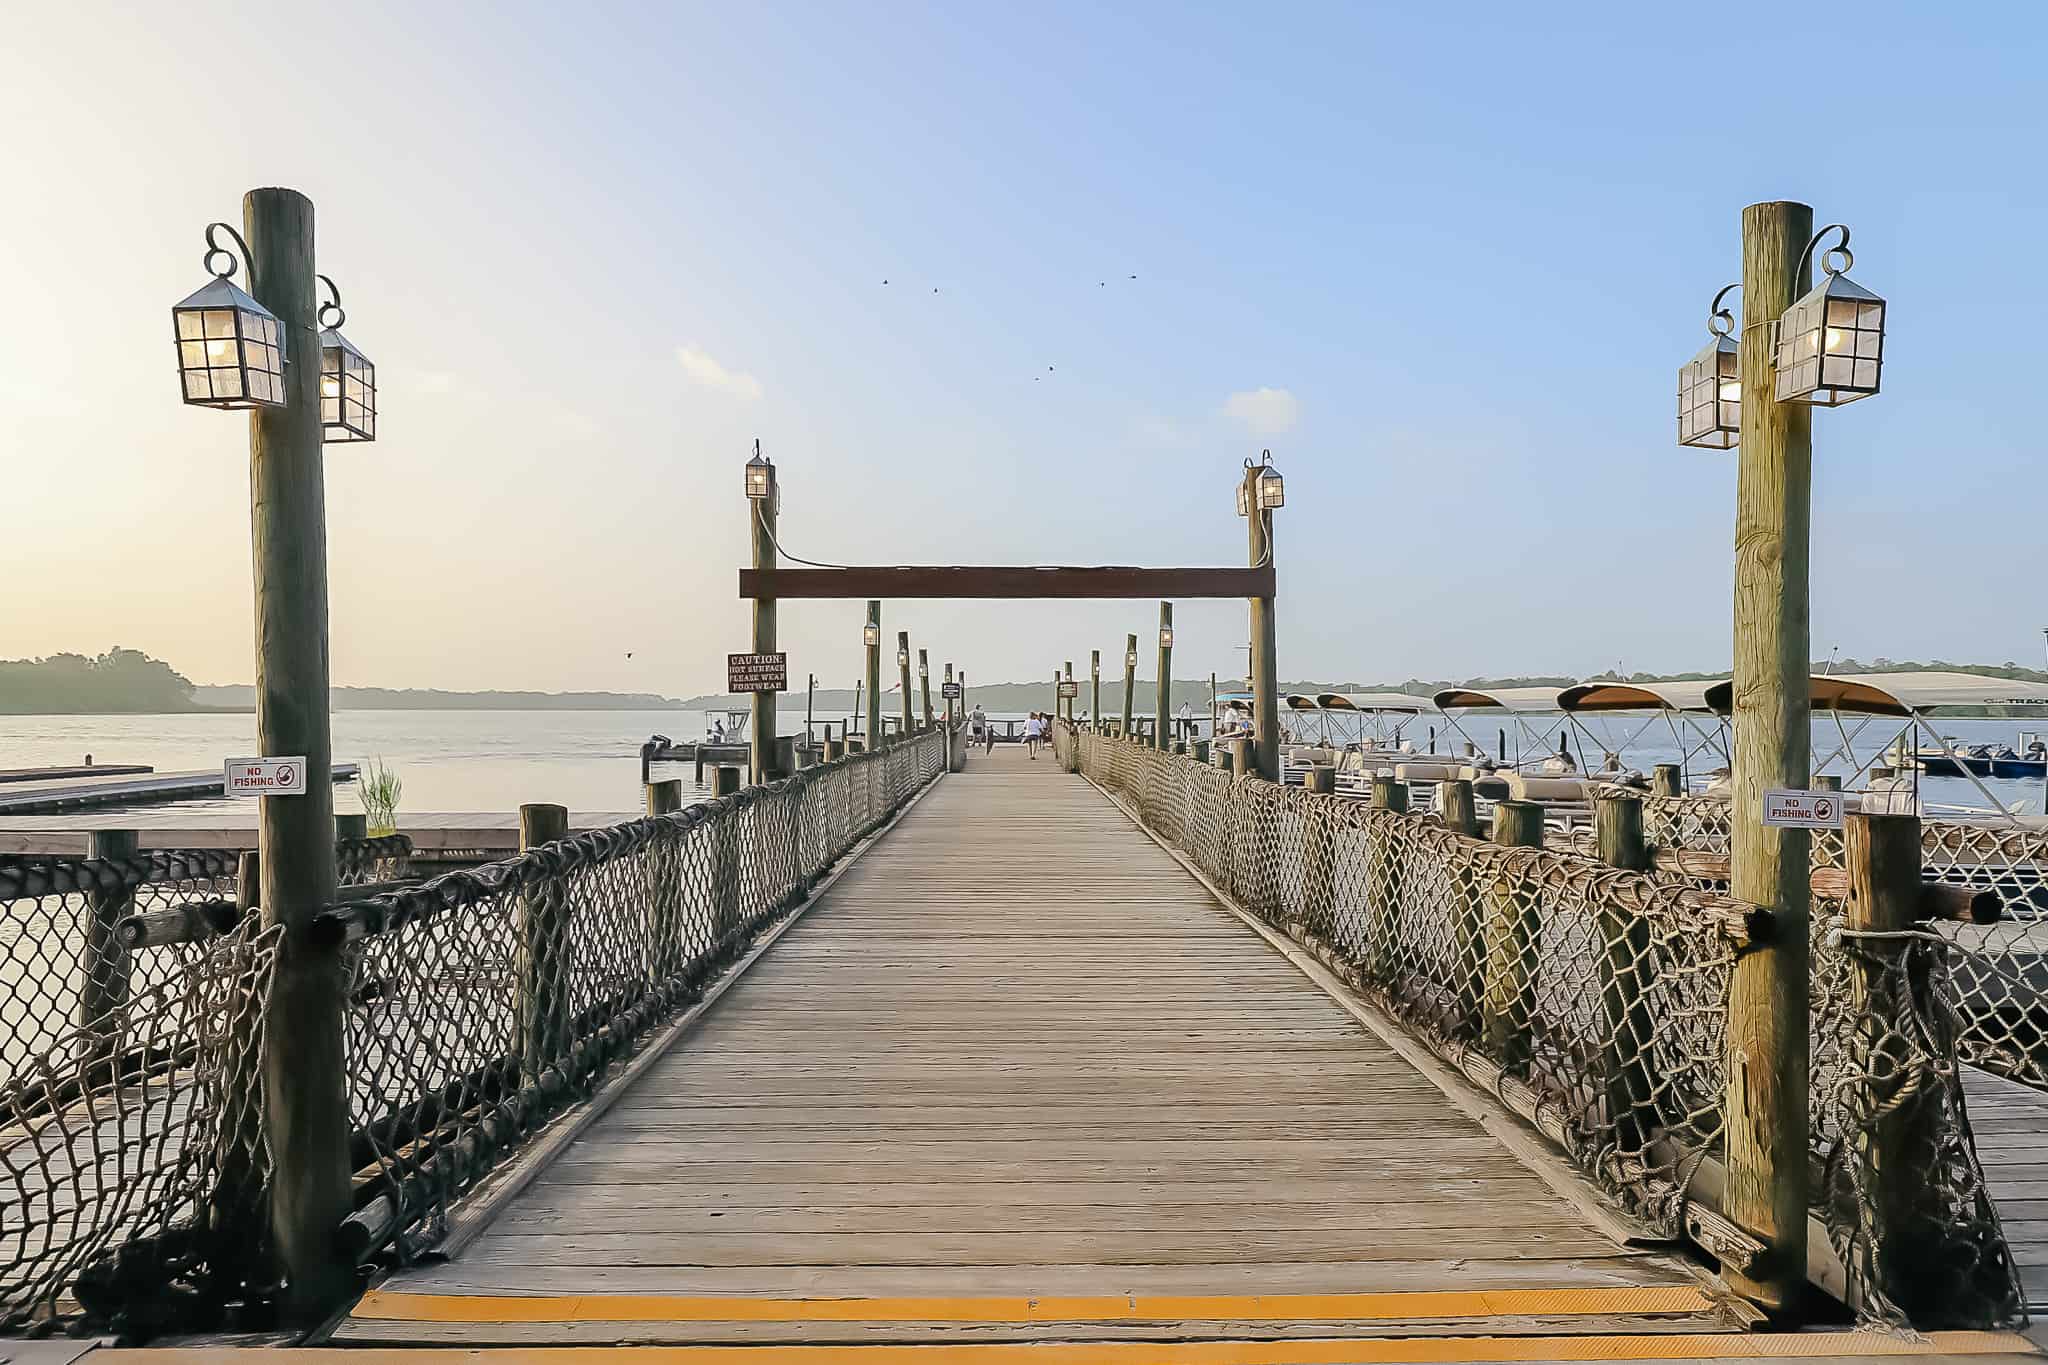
[5,648,2046,717]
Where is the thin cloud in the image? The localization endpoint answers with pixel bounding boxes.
[1223,386,1299,436]
[676,345,764,401]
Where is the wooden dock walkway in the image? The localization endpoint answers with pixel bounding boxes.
[338,743,1750,1350]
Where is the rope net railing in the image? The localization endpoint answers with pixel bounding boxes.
[325,732,943,1265]
[0,733,941,1335]
[1635,792,2048,1097]
[0,849,279,1335]
[1062,725,2020,1329]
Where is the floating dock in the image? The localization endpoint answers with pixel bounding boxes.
[0,763,359,817]
[0,764,152,785]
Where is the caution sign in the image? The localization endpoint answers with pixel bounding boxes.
[942,682,962,700]
[1761,788,1843,829]
[727,652,789,694]
[225,756,308,796]
[1057,680,1078,698]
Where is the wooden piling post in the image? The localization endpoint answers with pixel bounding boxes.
[822,731,842,762]
[1192,739,1210,763]
[1227,738,1253,781]
[514,803,572,1100]
[644,781,683,983]
[1090,650,1101,730]
[1155,601,1173,751]
[1653,763,1684,797]
[1843,810,1937,1312]
[1364,778,1409,980]
[1438,780,1484,1032]
[1595,794,1658,1143]
[78,830,138,1067]
[919,649,933,731]
[749,450,779,785]
[712,766,743,942]
[1121,633,1138,738]
[1725,198,1816,1314]
[1480,801,1544,1069]
[1302,768,1336,938]
[238,186,353,1317]
[1242,467,1280,781]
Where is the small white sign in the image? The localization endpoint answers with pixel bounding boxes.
[225,756,308,797]
[1762,788,1843,829]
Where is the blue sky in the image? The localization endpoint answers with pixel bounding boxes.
[2,3,2043,694]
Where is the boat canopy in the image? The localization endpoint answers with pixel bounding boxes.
[1283,694,1320,711]
[1557,680,1722,714]
[1319,691,1435,713]
[1431,686,1564,713]
[1700,671,2048,717]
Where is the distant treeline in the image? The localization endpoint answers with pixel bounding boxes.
[0,649,692,714]
[192,684,688,711]
[0,649,206,714]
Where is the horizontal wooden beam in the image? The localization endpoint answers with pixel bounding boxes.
[740,565,1275,600]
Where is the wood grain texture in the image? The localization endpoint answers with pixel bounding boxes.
[1725,197,1816,1313]
[360,746,1717,1344]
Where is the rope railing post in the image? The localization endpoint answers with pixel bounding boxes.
[1301,769,1336,940]
[713,767,743,940]
[1653,763,1684,797]
[1843,809,1936,1313]
[1366,778,1409,981]
[1438,781,1486,1034]
[1481,800,1544,1070]
[514,803,572,1091]
[1595,793,1659,1144]
[645,780,683,984]
[76,831,137,1075]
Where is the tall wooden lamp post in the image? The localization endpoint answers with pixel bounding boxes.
[1237,454,1284,780]
[896,632,914,741]
[1680,204,1887,1315]
[1090,650,1102,729]
[171,189,378,1315]
[1121,635,1138,738]
[863,603,882,747]
[744,443,778,781]
[1155,604,1174,750]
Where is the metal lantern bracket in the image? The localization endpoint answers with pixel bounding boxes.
[317,273,347,330]
[204,221,256,282]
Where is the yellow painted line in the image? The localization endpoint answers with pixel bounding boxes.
[353,1285,1714,1324]
[102,1330,2038,1362]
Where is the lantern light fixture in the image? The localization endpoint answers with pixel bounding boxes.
[1159,625,1174,649]
[863,623,881,648]
[173,223,286,409]
[897,648,910,669]
[1245,454,1277,511]
[1125,646,1139,669]
[316,274,376,443]
[1677,284,1741,449]
[1772,225,1885,406]
[745,439,774,500]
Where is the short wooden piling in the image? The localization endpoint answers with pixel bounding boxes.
[1364,778,1408,980]
[1594,795,1658,1143]
[1844,810,1940,1314]
[1439,781,1483,1032]
[78,830,137,1064]
[1438,780,1478,837]
[1192,740,1211,763]
[1226,739,1253,780]
[1480,801,1544,1069]
[1652,763,1684,797]
[515,803,572,1090]
[1302,769,1336,939]
[712,767,743,942]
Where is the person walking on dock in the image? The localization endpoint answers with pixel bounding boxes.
[1025,712,1044,759]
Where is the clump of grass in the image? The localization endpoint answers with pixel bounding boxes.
[358,756,403,835]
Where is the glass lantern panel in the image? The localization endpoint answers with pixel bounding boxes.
[1853,360,1878,387]
[211,366,243,399]
[180,340,208,369]
[1822,356,1853,386]
[176,310,203,340]
[1718,401,1739,426]
[183,370,211,400]
[203,309,236,338]
[323,396,341,423]
[1856,330,1882,359]
[1827,298,1859,326]
[1860,302,1883,328]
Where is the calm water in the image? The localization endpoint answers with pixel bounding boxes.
[0,709,836,817]
[1,708,2044,819]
